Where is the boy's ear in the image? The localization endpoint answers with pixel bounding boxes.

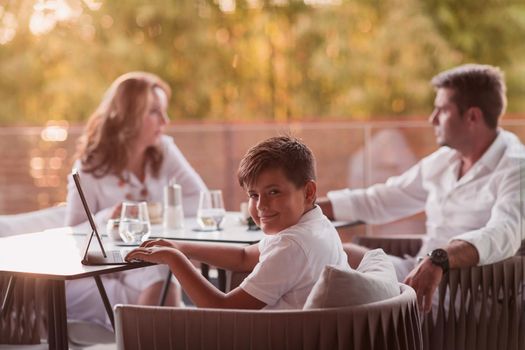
[304,180,317,204]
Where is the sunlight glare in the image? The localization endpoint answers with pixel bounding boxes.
[83,0,103,11]
[246,0,262,9]
[218,0,235,13]
[30,8,57,35]
[30,0,88,35]
[0,10,17,45]
[30,157,45,170]
[40,120,69,142]
[55,1,83,21]
[304,0,341,5]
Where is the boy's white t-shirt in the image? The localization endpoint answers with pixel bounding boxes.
[240,205,349,309]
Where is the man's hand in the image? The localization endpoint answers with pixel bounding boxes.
[403,258,443,312]
[404,240,479,313]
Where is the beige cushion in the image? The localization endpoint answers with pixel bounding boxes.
[303,248,399,309]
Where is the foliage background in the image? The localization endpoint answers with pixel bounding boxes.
[1,0,525,125]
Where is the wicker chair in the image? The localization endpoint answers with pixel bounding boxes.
[352,235,525,350]
[0,276,48,346]
[115,283,422,350]
[0,207,64,346]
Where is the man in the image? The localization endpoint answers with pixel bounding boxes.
[319,64,525,312]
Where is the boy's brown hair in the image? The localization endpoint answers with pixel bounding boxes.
[237,135,316,189]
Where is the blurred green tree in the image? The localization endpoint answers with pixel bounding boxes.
[0,0,524,125]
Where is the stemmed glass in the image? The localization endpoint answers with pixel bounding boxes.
[197,190,226,231]
[118,201,151,244]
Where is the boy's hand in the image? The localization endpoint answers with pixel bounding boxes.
[140,238,177,249]
[125,246,176,265]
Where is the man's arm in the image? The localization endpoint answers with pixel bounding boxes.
[320,159,428,223]
[451,164,523,265]
[447,239,480,268]
[404,240,479,312]
[317,197,334,220]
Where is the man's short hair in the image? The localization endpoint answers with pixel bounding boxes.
[431,64,507,129]
[237,135,316,189]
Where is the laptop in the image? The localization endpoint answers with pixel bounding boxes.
[72,169,145,265]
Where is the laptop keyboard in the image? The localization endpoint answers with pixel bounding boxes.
[110,249,132,263]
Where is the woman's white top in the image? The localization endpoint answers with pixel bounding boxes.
[65,135,207,228]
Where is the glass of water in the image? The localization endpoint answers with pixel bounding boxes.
[197,190,226,231]
[118,201,151,244]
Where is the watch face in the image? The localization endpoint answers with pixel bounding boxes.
[431,249,448,264]
[428,248,449,273]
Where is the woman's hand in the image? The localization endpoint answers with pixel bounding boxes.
[110,203,123,219]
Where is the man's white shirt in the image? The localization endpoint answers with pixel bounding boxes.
[328,129,524,265]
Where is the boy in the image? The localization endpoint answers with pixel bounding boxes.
[126,135,349,309]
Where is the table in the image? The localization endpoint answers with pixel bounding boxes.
[147,212,354,244]
[149,212,264,244]
[0,228,149,350]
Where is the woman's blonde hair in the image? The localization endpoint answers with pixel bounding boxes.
[76,71,171,179]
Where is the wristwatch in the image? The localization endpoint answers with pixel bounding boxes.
[427,248,449,274]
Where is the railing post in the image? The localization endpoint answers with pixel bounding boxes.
[364,124,372,236]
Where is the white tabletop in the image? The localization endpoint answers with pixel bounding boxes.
[149,212,264,244]
[0,228,146,279]
[101,212,355,246]
[148,212,354,245]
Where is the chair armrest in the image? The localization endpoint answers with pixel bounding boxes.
[423,255,524,350]
[352,234,424,258]
[114,284,422,350]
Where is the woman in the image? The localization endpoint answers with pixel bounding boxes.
[64,71,207,330]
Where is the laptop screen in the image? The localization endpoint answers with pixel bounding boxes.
[71,169,107,259]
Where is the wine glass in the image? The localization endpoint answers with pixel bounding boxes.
[197,190,226,231]
[118,201,151,244]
